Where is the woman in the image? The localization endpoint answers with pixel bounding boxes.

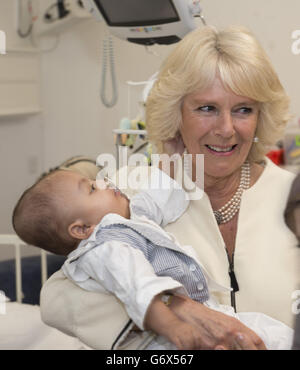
[40,25,300,350]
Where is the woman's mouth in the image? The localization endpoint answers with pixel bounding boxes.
[205,144,237,155]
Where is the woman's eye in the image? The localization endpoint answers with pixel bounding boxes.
[90,183,96,193]
[197,105,215,113]
[236,107,253,114]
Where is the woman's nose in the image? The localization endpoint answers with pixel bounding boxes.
[214,111,235,138]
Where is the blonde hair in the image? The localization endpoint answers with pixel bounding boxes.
[146,25,290,163]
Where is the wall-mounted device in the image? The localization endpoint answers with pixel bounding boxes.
[81,0,205,108]
[83,0,200,45]
[34,0,92,37]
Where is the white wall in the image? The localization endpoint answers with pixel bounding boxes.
[40,19,172,170]
[0,0,300,259]
[0,0,42,233]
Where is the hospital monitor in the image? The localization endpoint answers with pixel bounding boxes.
[84,0,197,45]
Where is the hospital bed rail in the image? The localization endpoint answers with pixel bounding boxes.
[0,234,47,303]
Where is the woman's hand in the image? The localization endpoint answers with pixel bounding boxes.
[169,295,266,350]
[166,320,210,350]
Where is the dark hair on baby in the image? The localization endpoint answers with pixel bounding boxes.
[12,170,77,256]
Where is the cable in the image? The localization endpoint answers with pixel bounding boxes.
[18,22,32,38]
[194,13,207,26]
[27,1,62,53]
[100,34,118,108]
[17,0,33,38]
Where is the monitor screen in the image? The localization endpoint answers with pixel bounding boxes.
[93,0,180,27]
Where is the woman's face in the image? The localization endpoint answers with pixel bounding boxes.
[180,77,259,179]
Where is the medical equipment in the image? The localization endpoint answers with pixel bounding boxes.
[100,34,118,108]
[82,0,206,107]
[83,0,203,46]
[32,0,91,37]
[16,0,35,38]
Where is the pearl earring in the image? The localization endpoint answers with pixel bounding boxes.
[253,136,259,143]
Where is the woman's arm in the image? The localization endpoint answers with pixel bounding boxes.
[40,269,132,350]
[169,294,266,350]
[144,293,206,350]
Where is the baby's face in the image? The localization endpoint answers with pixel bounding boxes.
[55,171,130,227]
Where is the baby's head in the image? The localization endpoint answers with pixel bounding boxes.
[12,170,130,256]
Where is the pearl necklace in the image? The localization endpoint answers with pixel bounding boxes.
[213,161,251,225]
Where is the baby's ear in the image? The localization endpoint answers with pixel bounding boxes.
[68,221,95,240]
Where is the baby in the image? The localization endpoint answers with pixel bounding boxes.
[13,167,293,350]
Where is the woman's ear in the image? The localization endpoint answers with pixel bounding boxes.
[162,132,185,156]
[68,221,95,240]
